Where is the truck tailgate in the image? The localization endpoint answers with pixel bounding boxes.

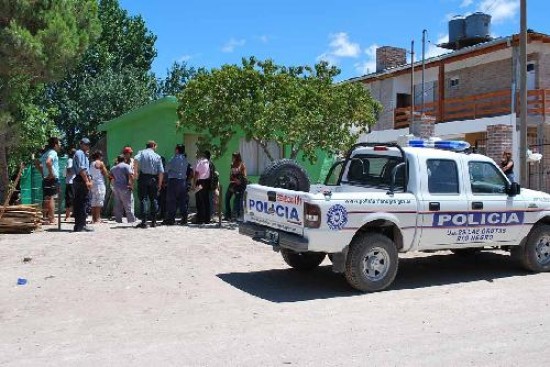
[244,184,306,236]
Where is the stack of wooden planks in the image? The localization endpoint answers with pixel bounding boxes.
[0,205,42,234]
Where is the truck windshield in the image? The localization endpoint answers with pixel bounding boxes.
[342,154,405,189]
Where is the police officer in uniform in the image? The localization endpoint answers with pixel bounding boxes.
[163,144,189,225]
[134,140,164,228]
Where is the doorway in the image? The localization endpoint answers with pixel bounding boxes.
[184,134,200,209]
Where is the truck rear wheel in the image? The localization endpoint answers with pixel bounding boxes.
[345,233,398,292]
[513,224,550,272]
[259,159,310,192]
[281,249,325,271]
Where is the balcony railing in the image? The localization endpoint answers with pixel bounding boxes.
[394,89,550,129]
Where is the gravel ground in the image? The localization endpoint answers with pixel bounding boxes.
[1,220,549,366]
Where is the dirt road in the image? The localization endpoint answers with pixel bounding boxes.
[1,222,549,366]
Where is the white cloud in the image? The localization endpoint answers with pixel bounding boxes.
[478,0,519,23]
[317,32,361,67]
[461,0,474,7]
[328,32,361,57]
[354,60,377,75]
[316,52,339,66]
[425,34,451,59]
[364,43,378,58]
[354,44,378,74]
[258,35,269,43]
[178,55,192,62]
[221,38,246,53]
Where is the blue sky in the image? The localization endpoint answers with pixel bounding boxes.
[120,0,548,81]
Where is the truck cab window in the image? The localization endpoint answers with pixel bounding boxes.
[324,161,344,186]
[344,155,404,189]
[469,161,507,194]
[427,159,459,194]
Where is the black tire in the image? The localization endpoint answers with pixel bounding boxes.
[513,224,550,272]
[258,159,310,192]
[281,249,326,271]
[345,233,398,292]
[450,248,481,256]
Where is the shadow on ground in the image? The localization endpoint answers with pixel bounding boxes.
[217,251,532,303]
[45,228,74,233]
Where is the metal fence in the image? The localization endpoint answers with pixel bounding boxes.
[527,142,550,193]
[475,137,550,193]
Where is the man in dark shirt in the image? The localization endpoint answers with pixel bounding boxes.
[134,140,164,228]
[73,138,93,232]
[163,144,189,225]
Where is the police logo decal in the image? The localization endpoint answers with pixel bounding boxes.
[327,204,348,231]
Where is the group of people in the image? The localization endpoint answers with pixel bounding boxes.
[36,136,248,232]
[36,137,97,232]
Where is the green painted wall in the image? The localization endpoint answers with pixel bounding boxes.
[101,98,181,165]
[99,97,335,210]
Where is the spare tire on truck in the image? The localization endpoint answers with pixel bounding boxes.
[258,159,310,192]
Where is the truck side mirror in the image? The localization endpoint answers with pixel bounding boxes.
[507,182,521,197]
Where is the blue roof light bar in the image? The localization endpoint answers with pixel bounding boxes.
[408,139,471,152]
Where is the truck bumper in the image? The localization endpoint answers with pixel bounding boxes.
[238,222,309,252]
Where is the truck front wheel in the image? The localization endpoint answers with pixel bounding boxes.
[281,249,326,271]
[345,233,398,292]
[513,224,550,272]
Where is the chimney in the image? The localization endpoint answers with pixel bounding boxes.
[376,46,407,72]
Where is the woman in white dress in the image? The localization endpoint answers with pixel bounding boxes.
[89,150,109,224]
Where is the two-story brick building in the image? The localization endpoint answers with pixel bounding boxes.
[351,24,550,190]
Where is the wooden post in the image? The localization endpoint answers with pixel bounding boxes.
[57,186,61,230]
[218,184,223,228]
[0,163,24,221]
[543,89,547,119]
[438,64,445,123]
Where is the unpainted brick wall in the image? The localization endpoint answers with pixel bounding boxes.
[364,79,395,131]
[376,46,407,73]
[538,53,550,90]
[445,58,513,99]
[486,124,513,164]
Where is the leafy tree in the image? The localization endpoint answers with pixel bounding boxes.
[45,0,158,148]
[5,84,59,171]
[177,57,381,162]
[0,0,100,201]
[156,61,197,98]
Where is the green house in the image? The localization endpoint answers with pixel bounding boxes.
[98,96,335,208]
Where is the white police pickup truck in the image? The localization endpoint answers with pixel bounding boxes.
[239,140,550,292]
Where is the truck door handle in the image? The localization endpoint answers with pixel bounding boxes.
[429,202,440,211]
[472,202,483,210]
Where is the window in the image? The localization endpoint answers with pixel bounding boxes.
[324,161,344,186]
[468,161,507,194]
[527,63,535,72]
[449,77,460,89]
[396,93,411,108]
[427,159,459,194]
[414,81,437,105]
[343,155,405,189]
[239,138,282,176]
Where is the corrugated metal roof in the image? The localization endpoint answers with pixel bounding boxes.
[346,35,517,83]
